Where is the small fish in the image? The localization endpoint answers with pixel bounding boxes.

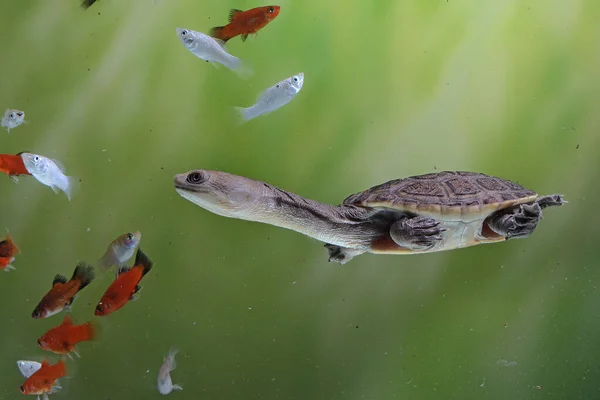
[32,262,95,319]
[0,152,31,182]
[209,6,281,43]
[19,360,65,399]
[0,229,20,272]
[234,72,304,122]
[16,361,42,379]
[157,348,183,395]
[80,0,98,9]
[176,27,252,79]
[20,153,79,201]
[37,315,96,359]
[2,109,26,133]
[95,248,153,316]
[98,231,142,270]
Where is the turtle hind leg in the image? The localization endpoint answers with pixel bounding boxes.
[324,244,364,265]
[535,194,566,209]
[389,216,446,251]
[487,202,542,239]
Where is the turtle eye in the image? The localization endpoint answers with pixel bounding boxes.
[187,172,204,184]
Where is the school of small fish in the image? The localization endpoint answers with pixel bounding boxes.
[2,2,296,398]
[4,228,166,398]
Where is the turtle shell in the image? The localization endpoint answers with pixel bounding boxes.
[343,171,538,223]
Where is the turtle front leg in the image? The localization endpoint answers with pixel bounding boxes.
[487,202,542,239]
[324,244,365,265]
[389,216,446,251]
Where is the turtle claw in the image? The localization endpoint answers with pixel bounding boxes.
[324,244,364,265]
[488,202,543,239]
[390,216,445,251]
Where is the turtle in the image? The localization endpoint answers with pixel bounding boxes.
[173,170,566,264]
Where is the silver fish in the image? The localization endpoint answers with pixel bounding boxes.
[98,231,142,270]
[16,360,42,378]
[20,153,79,201]
[175,27,252,79]
[234,73,304,122]
[2,109,26,133]
[157,348,183,395]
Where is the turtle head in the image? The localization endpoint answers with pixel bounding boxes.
[174,170,267,219]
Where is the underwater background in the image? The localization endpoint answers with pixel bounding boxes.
[0,0,599,399]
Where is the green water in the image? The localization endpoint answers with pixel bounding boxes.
[0,0,599,399]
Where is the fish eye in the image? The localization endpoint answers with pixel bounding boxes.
[20,386,25,393]
[127,233,133,240]
[268,6,274,13]
[32,309,40,318]
[181,30,187,35]
[37,339,42,347]
[9,113,14,118]
[33,156,40,162]
[187,172,204,184]
[96,304,103,313]
[293,77,298,82]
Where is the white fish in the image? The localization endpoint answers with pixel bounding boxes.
[98,231,142,270]
[175,27,252,79]
[20,153,79,201]
[2,109,26,133]
[234,73,304,123]
[16,360,42,378]
[157,348,183,395]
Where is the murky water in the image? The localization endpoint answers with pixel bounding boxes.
[0,1,598,399]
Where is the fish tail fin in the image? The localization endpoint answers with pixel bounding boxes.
[4,229,21,255]
[134,248,153,276]
[97,250,116,271]
[166,348,179,370]
[233,106,251,124]
[232,60,253,80]
[64,176,81,201]
[72,262,95,290]
[83,320,99,341]
[209,26,229,42]
[80,0,97,9]
[56,359,67,377]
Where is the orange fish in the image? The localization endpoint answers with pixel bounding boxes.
[0,230,20,272]
[95,248,153,316]
[209,6,281,43]
[32,263,95,319]
[37,315,96,358]
[0,152,31,182]
[19,359,66,397]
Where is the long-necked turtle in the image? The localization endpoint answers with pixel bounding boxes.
[173,170,565,264]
